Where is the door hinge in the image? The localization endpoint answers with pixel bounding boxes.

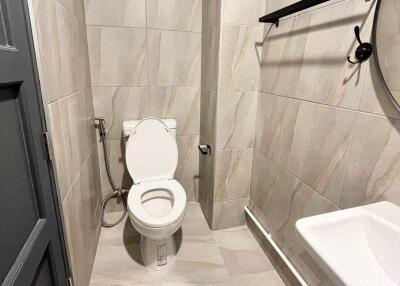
[42,131,52,161]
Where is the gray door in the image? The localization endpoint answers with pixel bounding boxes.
[0,0,69,285]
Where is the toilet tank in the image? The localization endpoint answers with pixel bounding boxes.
[122,118,177,138]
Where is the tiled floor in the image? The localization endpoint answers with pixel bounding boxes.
[89,203,285,286]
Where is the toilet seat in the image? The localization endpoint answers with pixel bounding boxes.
[128,179,186,228]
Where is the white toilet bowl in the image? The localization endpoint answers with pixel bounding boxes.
[123,118,187,271]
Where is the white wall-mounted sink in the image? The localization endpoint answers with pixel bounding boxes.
[296,202,400,286]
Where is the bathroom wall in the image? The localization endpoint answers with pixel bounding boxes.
[250,0,400,284]
[199,0,264,229]
[85,0,202,210]
[30,0,102,285]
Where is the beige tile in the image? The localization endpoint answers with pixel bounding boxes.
[231,271,285,286]
[201,25,220,91]
[88,26,148,86]
[215,90,257,150]
[147,0,202,32]
[199,186,214,228]
[57,0,85,19]
[221,0,265,26]
[149,87,200,136]
[259,17,305,98]
[175,135,200,179]
[219,24,263,92]
[85,0,146,28]
[148,30,201,86]
[254,93,300,163]
[212,198,248,230]
[32,0,59,103]
[214,149,253,202]
[59,91,89,184]
[284,99,356,204]
[256,94,356,204]
[177,177,198,202]
[92,87,150,140]
[200,89,217,145]
[250,150,280,217]
[358,58,400,119]
[202,0,221,31]
[54,2,77,98]
[261,0,374,109]
[340,113,400,208]
[97,140,132,191]
[48,102,71,200]
[213,226,274,275]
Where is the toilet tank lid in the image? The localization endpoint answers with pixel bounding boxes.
[123,118,176,137]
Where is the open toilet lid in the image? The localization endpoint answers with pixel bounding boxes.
[125,118,178,184]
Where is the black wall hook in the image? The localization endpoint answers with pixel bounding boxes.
[347,26,373,65]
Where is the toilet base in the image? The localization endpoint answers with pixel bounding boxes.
[141,235,176,271]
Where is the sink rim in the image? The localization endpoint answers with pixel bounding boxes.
[296,201,400,286]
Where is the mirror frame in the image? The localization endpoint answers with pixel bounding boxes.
[372,0,400,111]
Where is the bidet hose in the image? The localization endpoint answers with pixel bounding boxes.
[96,118,128,228]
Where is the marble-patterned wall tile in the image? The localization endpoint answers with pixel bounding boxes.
[61,178,83,286]
[97,140,132,191]
[199,185,214,227]
[32,0,59,103]
[254,93,300,163]
[87,26,148,86]
[200,88,217,146]
[255,93,356,204]
[212,198,249,230]
[92,87,150,140]
[54,2,77,98]
[249,150,280,218]
[147,0,202,32]
[219,24,263,92]
[264,168,338,286]
[259,17,305,98]
[215,90,257,150]
[85,0,146,28]
[214,149,253,202]
[177,177,199,202]
[48,102,71,200]
[261,0,374,109]
[202,0,221,31]
[175,135,200,180]
[202,25,220,91]
[57,0,85,20]
[340,113,400,208]
[147,30,201,87]
[358,59,400,119]
[221,0,265,26]
[62,150,101,286]
[283,98,356,205]
[59,91,90,184]
[149,87,200,136]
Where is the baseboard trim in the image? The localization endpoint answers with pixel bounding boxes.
[245,207,308,286]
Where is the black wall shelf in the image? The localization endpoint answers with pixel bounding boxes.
[259,0,331,25]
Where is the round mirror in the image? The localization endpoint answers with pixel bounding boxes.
[374,0,400,108]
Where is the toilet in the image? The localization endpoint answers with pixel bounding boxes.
[122,118,187,271]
